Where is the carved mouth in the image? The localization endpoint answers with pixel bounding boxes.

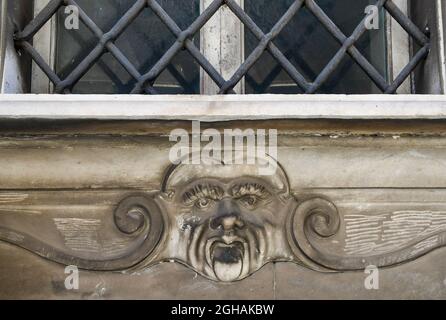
[210,241,245,281]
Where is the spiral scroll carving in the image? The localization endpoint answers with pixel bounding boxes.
[0,194,165,271]
[288,196,446,271]
[302,199,340,238]
[114,196,155,235]
[287,198,343,271]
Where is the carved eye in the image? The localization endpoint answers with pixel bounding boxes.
[195,198,213,210]
[238,195,259,209]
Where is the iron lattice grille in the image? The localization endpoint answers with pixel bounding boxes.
[14,0,430,94]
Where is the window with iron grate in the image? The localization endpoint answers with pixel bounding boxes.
[14,0,429,94]
[55,0,201,94]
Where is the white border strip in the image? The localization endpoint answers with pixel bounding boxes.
[0,0,8,91]
[0,94,446,120]
[436,0,446,94]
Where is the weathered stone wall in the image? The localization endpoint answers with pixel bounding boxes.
[0,119,445,299]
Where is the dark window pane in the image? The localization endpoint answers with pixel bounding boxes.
[55,0,200,94]
[245,0,387,94]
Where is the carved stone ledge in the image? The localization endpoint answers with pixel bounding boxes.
[1,156,445,282]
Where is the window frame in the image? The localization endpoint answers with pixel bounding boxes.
[31,0,412,95]
[31,0,56,94]
[0,0,7,89]
[387,0,410,93]
[436,0,446,92]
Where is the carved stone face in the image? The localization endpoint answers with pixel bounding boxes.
[178,177,283,281]
[162,159,293,281]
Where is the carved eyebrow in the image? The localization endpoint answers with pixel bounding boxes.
[230,183,271,199]
[182,184,224,205]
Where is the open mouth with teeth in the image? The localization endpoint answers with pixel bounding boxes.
[210,241,245,282]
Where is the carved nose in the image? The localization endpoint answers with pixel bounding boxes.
[210,199,245,231]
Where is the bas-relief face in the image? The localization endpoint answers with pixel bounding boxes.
[169,176,292,282]
[162,159,294,281]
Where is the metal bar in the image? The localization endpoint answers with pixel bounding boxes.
[15,0,63,41]
[147,0,232,93]
[385,0,429,46]
[12,0,431,95]
[220,0,305,93]
[57,0,152,93]
[305,0,390,92]
[16,40,62,86]
[131,0,225,93]
[386,44,430,93]
[225,0,311,92]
